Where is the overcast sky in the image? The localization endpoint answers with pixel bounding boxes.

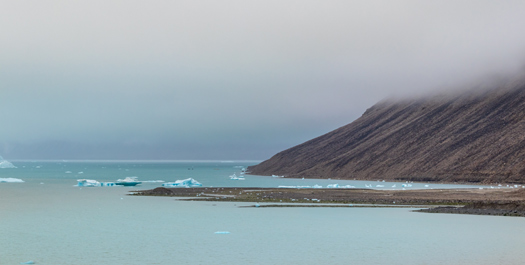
[2,1,525,160]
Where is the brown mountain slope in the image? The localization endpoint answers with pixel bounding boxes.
[249,78,525,184]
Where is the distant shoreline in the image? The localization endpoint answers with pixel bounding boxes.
[131,187,525,217]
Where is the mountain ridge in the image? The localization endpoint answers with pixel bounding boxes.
[248,76,525,184]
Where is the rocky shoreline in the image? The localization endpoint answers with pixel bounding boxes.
[132,187,525,217]
[417,202,525,217]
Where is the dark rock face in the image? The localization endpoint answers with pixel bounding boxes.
[249,77,525,183]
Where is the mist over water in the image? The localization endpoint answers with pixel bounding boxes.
[2,1,525,159]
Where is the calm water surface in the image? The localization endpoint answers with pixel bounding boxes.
[1,161,524,264]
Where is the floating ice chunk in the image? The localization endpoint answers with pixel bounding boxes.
[272,175,284,178]
[0,156,16,168]
[401,184,412,188]
[76,179,116,187]
[20,261,35,264]
[376,185,384,187]
[392,184,396,188]
[0,178,24,183]
[77,179,100,187]
[312,184,323,188]
[65,171,72,173]
[327,184,339,188]
[424,185,429,187]
[115,177,142,186]
[229,174,245,180]
[215,231,230,234]
[162,178,202,188]
[341,185,355,188]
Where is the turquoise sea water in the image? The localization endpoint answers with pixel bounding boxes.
[1,161,524,264]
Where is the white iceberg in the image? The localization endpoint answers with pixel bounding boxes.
[214,231,231,234]
[229,174,245,180]
[115,176,142,186]
[77,179,100,187]
[162,178,202,188]
[0,156,16,168]
[327,184,339,188]
[0,178,24,183]
[77,179,117,187]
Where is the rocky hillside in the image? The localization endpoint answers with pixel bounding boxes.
[249,77,525,184]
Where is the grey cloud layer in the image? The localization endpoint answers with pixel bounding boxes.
[2,1,525,159]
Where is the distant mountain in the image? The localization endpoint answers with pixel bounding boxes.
[249,76,525,184]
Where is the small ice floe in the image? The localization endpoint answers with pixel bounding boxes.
[327,184,339,188]
[341,185,355,188]
[255,203,260,207]
[0,161,16,168]
[424,185,429,188]
[365,184,372,188]
[376,185,384,188]
[20,261,35,264]
[229,174,245,180]
[78,171,84,174]
[312,184,323,188]
[215,231,231,234]
[392,184,396,188]
[0,178,24,183]
[402,184,412,188]
[115,177,142,186]
[76,179,117,187]
[272,175,284,178]
[65,171,72,174]
[162,178,202,188]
